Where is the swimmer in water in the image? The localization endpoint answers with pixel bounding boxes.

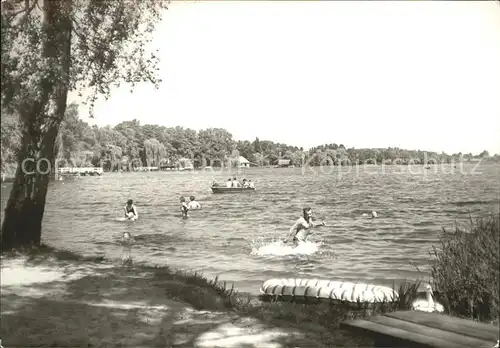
[122,231,133,243]
[187,196,201,210]
[180,197,189,218]
[124,199,138,221]
[284,207,325,245]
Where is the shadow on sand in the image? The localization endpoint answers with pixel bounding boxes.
[1,249,372,347]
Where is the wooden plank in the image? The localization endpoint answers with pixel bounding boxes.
[341,319,465,348]
[366,315,494,348]
[385,310,498,342]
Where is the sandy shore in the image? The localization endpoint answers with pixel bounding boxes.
[1,255,369,347]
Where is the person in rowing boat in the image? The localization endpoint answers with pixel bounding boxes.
[232,177,241,188]
[284,207,325,244]
[225,178,232,188]
[124,199,138,221]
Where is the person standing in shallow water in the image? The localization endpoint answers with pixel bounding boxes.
[180,197,189,218]
[285,207,325,244]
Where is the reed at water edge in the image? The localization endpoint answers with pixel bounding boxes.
[430,212,500,323]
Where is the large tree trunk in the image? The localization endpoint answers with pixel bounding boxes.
[1,0,72,251]
[1,142,55,249]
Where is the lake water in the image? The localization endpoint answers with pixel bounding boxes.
[1,163,499,294]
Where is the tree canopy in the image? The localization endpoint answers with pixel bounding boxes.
[1,0,167,114]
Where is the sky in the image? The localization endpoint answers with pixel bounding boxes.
[71,1,500,155]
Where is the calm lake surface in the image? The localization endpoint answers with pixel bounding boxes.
[2,164,499,294]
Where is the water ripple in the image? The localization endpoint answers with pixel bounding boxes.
[1,164,499,294]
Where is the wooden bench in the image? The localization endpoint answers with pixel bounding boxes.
[340,310,498,348]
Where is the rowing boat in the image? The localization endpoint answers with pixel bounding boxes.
[211,186,256,193]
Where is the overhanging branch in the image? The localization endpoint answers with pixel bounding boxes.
[5,0,38,24]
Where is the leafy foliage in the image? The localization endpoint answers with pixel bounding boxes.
[1,0,167,115]
[0,112,22,173]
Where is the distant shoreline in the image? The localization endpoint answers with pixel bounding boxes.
[1,160,498,183]
[2,109,499,177]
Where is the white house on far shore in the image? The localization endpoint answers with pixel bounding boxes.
[237,156,250,168]
[278,159,291,167]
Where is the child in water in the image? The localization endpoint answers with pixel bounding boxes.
[180,197,189,218]
[124,199,138,221]
[188,196,201,210]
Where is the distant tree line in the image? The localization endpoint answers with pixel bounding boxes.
[1,103,499,173]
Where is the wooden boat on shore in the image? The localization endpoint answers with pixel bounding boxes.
[211,186,256,194]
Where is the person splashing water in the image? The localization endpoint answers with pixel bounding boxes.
[284,207,325,245]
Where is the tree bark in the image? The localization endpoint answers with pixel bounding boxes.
[1,0,72,251]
